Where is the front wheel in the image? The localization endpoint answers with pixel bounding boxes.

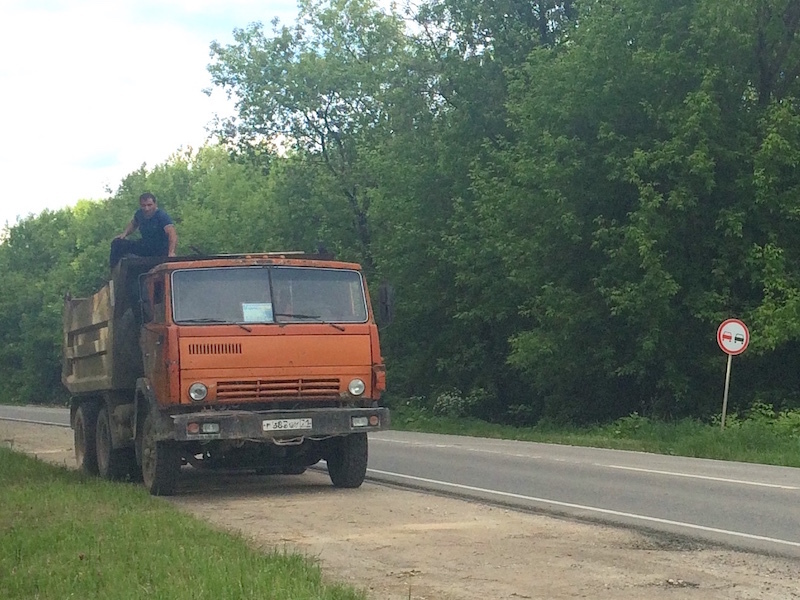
[140,411,181,496]
[96,405,138,481]
[326,433,368,488]
[74,404,99,475]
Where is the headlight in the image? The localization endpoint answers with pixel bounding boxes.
[348,378,366,396]
[188,382,208,402]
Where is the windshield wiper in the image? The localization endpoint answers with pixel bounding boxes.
[176,318,231,324]
[274,312,345,331]
[274,312,321,320]
[177,318,252,332]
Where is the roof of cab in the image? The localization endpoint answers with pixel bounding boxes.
[125,252,362,275]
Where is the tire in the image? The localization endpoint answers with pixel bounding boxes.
[96,405,138,481]
[140,411,181,496]
[326,433,368,488]
[74,404,99,475]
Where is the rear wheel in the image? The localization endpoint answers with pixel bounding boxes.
[140,411,181,496]
[326,433,368,488]
[74,404,99,475]
[96,405,138,481]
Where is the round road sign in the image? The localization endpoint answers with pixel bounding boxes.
[717,319,749,355]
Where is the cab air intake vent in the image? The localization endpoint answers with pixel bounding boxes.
[188,343,243,355]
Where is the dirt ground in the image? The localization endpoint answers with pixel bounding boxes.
[2,420,799,600]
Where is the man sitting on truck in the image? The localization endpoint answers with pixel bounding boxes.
[110,192,178,268]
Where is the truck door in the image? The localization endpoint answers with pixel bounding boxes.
[140,275,172,406]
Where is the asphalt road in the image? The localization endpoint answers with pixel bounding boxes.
[367,430,800,557]
[3,404,799,558]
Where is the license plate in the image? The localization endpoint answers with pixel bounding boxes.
[262,418,313,432]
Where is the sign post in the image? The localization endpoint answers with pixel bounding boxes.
[716,318,750,430]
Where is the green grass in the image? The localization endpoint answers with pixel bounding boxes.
[0,448,366,600]
[388,403,800,468]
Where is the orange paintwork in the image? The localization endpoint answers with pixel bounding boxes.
[178,328,373,369]
[142,255,385,408]
[176,327,376,405]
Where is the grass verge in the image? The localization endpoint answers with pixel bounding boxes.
[0,447,365,600]
[388,404,800,468]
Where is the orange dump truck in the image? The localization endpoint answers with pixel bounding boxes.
[62,253,390,495]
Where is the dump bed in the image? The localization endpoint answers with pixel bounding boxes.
[62,257,165,395]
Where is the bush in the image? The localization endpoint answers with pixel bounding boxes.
[432,388,493,419]
[506,404,539,427]
[609,412,651,438]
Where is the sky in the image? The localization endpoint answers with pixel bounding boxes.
[0,0,300,229]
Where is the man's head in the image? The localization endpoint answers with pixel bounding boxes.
[139,192,158,219]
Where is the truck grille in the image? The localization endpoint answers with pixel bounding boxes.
[216,378,341,400]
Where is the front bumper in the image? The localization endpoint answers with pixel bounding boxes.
[169,407,390,442]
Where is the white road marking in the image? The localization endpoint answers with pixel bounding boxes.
[368,469,800,550]
[0,417,70,428]
[601,464,800,490]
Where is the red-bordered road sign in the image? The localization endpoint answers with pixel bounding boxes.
[717,318,749,355]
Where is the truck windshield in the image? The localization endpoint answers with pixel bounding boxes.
[172,266,368,324]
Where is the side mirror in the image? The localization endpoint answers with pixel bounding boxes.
[377,282,395,327]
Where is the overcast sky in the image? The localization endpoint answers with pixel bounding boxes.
[0,0,299,229]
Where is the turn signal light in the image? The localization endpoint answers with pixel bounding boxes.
[187,422,220,435]
[351,415,380,428]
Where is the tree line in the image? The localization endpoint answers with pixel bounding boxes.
[2,0,800,424]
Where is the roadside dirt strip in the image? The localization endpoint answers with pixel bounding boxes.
[2,420,799,600]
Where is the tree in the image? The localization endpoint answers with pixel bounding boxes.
[208,0,414,271]
[469,0,800,421]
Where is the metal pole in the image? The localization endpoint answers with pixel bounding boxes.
[721,353,732,431]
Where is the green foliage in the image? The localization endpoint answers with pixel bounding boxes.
[208,0,414,271]
[607,413,652,438]
[720,401,800,438]
[150,147,278,255]
[0,209,83,404]
[431,387,494,419]
[462,0,800,421]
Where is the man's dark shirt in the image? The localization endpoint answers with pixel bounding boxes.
[134,208,174,254]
